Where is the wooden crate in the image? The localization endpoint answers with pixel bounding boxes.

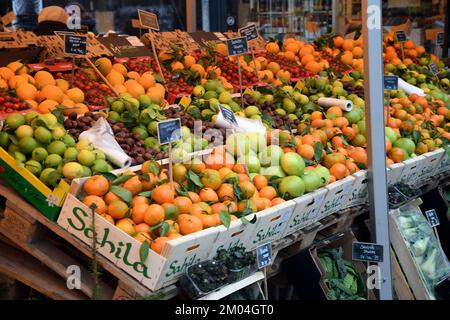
[319,207,365,237]
[0,182,175,300]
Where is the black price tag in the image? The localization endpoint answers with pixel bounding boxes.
[226,36,249,56]
[256,243,273,269]
[429,63,439,75]
[220,104,238,126]
[239,24,259,42]
[384,75,398,91]
[437,32,445,46]
[138,9,159,31]
[157,118,182,145]
[395,31,407,43]
[426,209,440,227]
[352,242,384,263]
[64,34,87,56]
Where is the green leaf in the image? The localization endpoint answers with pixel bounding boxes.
[187,169,203,188]
[240,214,257,225]
[232,180,243,201]
[109,185,133,203]
[219,210,231,229]
[444,143,450,157]
[159,221,170,237]
[112,174,134,186]
[175,185,190,198]
[138,191,152,197]
[139,241,149,264]
[314,142,323,162]
[98,172,118,182]
[8,134,18,145]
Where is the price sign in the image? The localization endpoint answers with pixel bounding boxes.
[437,32,445,46]
[220,104,238,126]
[384,75,399,91]
[157,118,182,145]
[226,37,249,56]
[239,24,259,42]
[395,31,407,43]
[138,9,159,31]
[256,243,273,269]
[429,63,439,75]
[352,242,384,263]
[64,34,87,56]
[426,209,440,228]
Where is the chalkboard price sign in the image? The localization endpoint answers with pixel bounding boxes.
[256,243,273,269]
[429,63,439,75]
[384,75,398,91]
[157,118,182,145]
[395,31,407,43]
[239,24,259,42]
[425,209,440,228]
[352,242,384,263]
[220,104,238,126]
[64,34,87,56]
[437,32,445,46]
[138,9,159,31]
[226,36,249,56]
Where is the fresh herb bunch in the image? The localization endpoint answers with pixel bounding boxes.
[215,246,256,270]
[187,260,229,293]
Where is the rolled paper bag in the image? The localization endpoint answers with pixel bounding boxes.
[215,111,266,134]
[398,78,426,97]
[317,97,353,112]
[79,117,132,168]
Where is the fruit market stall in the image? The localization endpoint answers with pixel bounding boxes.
[0,7,449,301]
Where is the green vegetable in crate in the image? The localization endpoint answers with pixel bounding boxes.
[318,248,366,300]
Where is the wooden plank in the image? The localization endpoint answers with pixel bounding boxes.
[0,183,154,298]
[391,249,415,300]
[1,207,45,243]
[0,241,87,300]
[0,206,114,299]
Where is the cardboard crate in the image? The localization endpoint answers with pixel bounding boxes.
[0,147,69,221]
[317,176,355,220]
[387,163,405,186]
[344,170,368,208]
[398,156,426,185]
[58,193,166,291]
[248,200,296,250]
[282,188,328,238]
[207,216,258,260]
[416,149,445,182]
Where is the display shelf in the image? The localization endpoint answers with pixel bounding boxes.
[197,272,265,300]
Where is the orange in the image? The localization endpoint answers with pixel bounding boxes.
[190,64,206,77]
[104,191,121,205]
[171,61,184,71]
[329,163,348,180]
[389,148,405,163]
[404,40,415,49]
[183,55,196,68]
[135,223,151,233]
[352,47,363,58]
[259,186,277,200]
[341,53,354,66]
[271,198,285,206]
[211,202,228,215]
[144,204,165,226]
[187,192,201,204]
[223,200,238,213]
[200,214,218,228]
[297,144,314,160]
[83,195,107,215]
[134,231,151,244]
[0,67,14,81]
[342,39,354,51]
[131,203,149,224]
[333,117,350,129]
[108,200,129,220]
[266,42,280,54]
[323,153,346,168]
[253,175,268,191]
[217,183,235,201]
[333,36,344,48]
[301,134,319,146]
[152,185,175,204]
[139,72,156,90]
[238,181,256,199]
[201,169,222,190]
[199,188,219,202]
[174,196,193,215]
[305,61,321,74]
[122,176,143,195]
[38,85,64,103]
[205,152,235,170]
[190,202,212,216]
[151,237,169,254]
[101,214,115,225]
[310,111,323,121]
[254,198,268,211]
[233,164,247,174]
[16,83,37,101]
[34,71,55,89]
[178,214,203,235]
[141,173,157,191]
[301,54,315,66]
[238,200,257,214]
[299,45,314,57]
[83,175,110,196]
[132,195,149,207]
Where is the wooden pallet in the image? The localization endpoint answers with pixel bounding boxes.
[0,181,177,300]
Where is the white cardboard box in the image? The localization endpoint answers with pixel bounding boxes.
[281,188,328,238]
[344,170,368,208]
[416,149,444,182]
[317,176,355,220]
[399,156,426,185]
[387,163,405,186]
